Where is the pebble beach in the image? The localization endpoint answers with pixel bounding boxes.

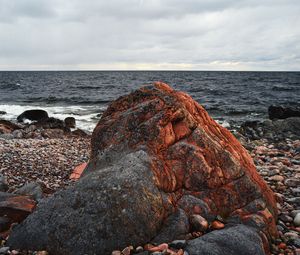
[0,137,90,193]
[1,135,299,255]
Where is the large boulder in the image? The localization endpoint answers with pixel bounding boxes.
[17,109,48,122]
[8,83,278,254]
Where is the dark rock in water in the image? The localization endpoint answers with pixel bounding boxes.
[0,175,8,192]
[7,83,278,254]
[0,192,36,223]
[14,182,44,201]
[17,109,48,122]
[0,111,6,115]
[64,117,76,128]
[0,120,21,134]
[185,224,265,255]
[268,105,300,120]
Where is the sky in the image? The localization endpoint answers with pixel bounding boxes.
[0,0,299,71]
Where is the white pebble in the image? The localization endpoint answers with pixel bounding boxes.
[294,213,300,227]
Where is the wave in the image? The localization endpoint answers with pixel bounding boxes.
[22,96,112,105]
[271,86,298,91]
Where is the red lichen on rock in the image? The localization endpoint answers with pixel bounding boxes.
[70,162,87,180]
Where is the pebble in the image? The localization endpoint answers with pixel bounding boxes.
[294,213,300,227]
[111,251,121,255]
[189,215,208,232]
[0,247,9,254]
[169,240,187,249]
[211,220,225,230]
[269,175,284,182]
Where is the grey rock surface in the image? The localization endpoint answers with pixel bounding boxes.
[185,224,265,255]
[8,151,166,255]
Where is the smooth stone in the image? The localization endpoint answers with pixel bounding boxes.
[288,238,300,248]
[14,182,44,201]
[0,174,8,192]
[185,225,265,255]
[291,210,300,218]
[287,197,300,205]
[189,215,208,232]
[111,251,121,255]
[294,213,300,227]
[211,220,225,230]
[269,175,284,182]
[279,214,293,223]
[284,178,300,187]
[0,247,10,254]
[169,240,187,249]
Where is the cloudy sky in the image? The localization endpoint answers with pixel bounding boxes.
[0,0,299,71]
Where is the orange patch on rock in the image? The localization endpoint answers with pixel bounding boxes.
[70,162,87,180]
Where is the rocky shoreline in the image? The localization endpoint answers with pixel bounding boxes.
[0,85,300,255]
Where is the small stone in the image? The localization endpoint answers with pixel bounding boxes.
[189,215,208,232]
[294,213,300,227]
[36,252,48,255]
[122,246,133,255]
[147,243,168,252]
[284,231,299,239]
[290,238,300,248]
[269,175,284,182]
[111,251,121,255]
[279,214,293,223]
[169,240,187,249]
[0,247,9,254]
[285,178,300,187]
[211,220,225,230]
[278,242,287,249]
[135,246,144,253]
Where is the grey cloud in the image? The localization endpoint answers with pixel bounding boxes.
[0,0,299,70]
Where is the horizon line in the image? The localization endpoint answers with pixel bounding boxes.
[0,69,299,72]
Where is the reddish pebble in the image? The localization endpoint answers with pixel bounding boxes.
[147,243,168,252]
[211,220,225,230]
[278,243,287,249]
[122,246,133,255]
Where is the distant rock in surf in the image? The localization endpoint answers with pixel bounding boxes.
[64,117,76,128]
[17,110,49,123]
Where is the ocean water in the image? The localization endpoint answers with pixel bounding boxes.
[0,71,299,132]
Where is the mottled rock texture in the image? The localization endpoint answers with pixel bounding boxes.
[8,83,278,254]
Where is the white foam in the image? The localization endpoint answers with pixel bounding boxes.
[0,104,106,132]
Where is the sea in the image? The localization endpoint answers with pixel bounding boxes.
[0,71,299,132]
